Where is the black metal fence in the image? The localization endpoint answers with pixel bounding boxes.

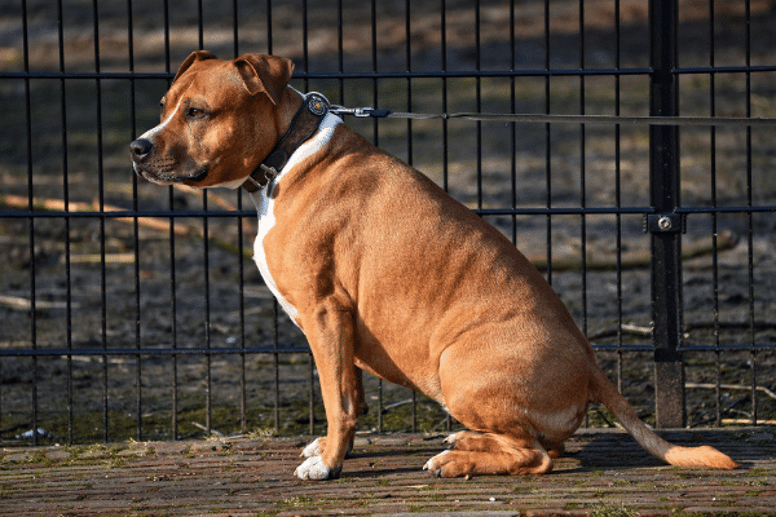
[1,0,775,446]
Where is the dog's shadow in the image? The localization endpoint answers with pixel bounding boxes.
[558,431,755,473]
[342,431,755,479]
[560,433,664,472]
[342,446,441,478]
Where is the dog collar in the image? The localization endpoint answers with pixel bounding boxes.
[242,92,330,193]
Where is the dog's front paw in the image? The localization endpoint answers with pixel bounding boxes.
[294,455,342,481]
[300,436,355,459]
[301,437,322,458]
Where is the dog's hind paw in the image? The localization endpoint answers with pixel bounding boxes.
[441,430,483,451]
[423,450,450,477]
[301,437,322,458]
[294,455,342,481]
[444,433,457,446]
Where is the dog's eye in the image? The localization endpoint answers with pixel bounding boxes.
[186,107,205,119]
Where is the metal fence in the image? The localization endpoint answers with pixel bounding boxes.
[1,0,775,446]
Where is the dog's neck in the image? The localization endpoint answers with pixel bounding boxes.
[242,90,331,193]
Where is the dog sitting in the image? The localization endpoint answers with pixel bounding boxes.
[130,51,738,480]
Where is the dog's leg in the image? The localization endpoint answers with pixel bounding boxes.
[423,402,554,477]
[442,431,565,458]
[294,299,361,480]
[424,431,552,477]
[301,368,365,459]
[424,343,581,477]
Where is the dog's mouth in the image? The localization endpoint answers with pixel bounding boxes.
[181,166,209,184]
[134,163,209,186]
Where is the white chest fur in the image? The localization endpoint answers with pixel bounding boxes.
[249,112,342,327]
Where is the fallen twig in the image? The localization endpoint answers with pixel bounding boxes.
[721,418,776,425]
[1,194,193,236]
[686,382,776,402]
[0,294,79,311]
[191,421,225,438]
[1,192,254,259]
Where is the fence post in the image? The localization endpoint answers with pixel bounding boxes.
[649,0,686,429]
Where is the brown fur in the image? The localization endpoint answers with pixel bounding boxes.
[131,51,738,479]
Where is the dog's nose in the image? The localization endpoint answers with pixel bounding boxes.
[129,138,153,161]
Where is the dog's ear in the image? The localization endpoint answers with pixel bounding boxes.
[233,54,295,105]
[172,50,217,84]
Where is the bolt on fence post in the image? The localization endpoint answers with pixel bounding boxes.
[649,0,686,429]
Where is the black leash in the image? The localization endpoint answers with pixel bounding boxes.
[331,105,776,127]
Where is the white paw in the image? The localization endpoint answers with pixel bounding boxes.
[422,449,449,473]
[443,433,458,446]
[301,437,321,458]
[294,455,340,481]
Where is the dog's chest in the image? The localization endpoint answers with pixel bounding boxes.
[252,190,301,326]
[248,111,341,329]
[251,113,342,325]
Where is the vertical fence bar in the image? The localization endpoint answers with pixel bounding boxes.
[708,0,722,427]
[231,0,247,435]
[21,0,38,447]
[614,0,624,393]
[121,0,135,444]
[195,0,212,438]
[474,0,482,210]
[509,1,517,242]
[204,194,212,435]
[263,0,282,436]
[543,0,553,287]
[442,0,452,433]
[744,0,757,425]
[649,0,685,429]
[135,178,142,443]
[578,0,588,338]
[170,199,178,440]
[160,0,178,441]
[306,0,317,438]
[55,0,75,446]
[91,0,108,446]
[440,0,449,196]
[369,0,385,434]
[405,0,418,433]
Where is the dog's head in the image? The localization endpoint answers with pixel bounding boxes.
[130,50,295,188]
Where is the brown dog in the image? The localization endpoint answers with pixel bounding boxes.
[130,51,738,480]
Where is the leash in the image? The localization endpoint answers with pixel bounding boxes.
[331,105,776,127]
[242,90,775,193]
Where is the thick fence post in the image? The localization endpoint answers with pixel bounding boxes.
[649,0,686,428]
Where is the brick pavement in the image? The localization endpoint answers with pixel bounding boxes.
[0,428,773,516]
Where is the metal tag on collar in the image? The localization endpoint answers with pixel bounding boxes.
[306,92,329,116]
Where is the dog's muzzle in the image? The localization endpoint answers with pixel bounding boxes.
[129,138,209,184]
[129,138,153,163]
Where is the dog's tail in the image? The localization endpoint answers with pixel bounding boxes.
[589,366,738,469]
